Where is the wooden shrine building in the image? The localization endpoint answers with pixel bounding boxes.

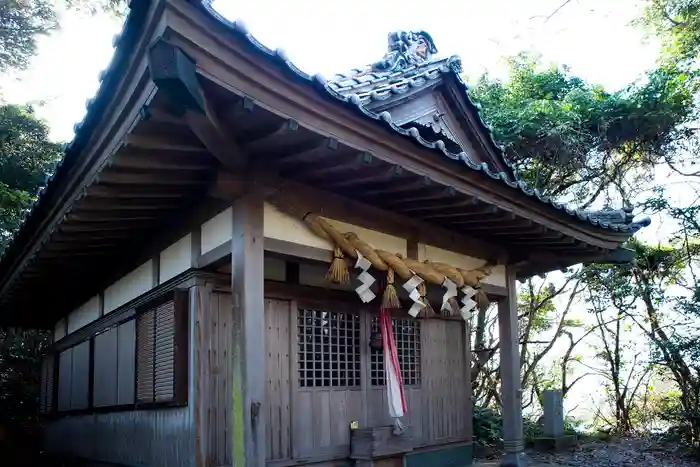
[0,2,649,467]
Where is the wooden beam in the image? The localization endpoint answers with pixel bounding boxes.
[147,38,249,171]
[110,151,213,171]
[230,187,266,466]
[58,221,156,233]
[86,185,191,199]
[125,133,208,152]
[328,165,404,189]
[240,118,299,154]
[382,187,456,207]
[66,210,162,222]
[75,199,183,211]
[96,171,207,185]
[421,205,501,220]
[362,176,435,197]
[214,170,506,262]
[287,151,371,179]
[275,137,338,168]
[392,197,479,214]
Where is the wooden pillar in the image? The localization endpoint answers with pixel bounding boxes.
[231,190,266,467]
[498,265,525,467]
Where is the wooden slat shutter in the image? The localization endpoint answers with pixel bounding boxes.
[154,301,175,402]
[39,354,55,414]
[136,308,155,403]
[135,290,188,405]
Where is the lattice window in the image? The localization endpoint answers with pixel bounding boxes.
[369,317,421,386]
[297,308,361,388]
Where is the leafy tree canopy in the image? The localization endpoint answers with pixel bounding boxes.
[0,0,126,73]
[469,54,697,208]
[639,0,700,63]
[0,104,62,251]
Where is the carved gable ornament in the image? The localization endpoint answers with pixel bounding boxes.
[369,30,438,74]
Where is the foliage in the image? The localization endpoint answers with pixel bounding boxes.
[0,104,62,252]
[473,405,503,446]
[0,329,50,425]
[0,0,126,74]
[639,0,700,63]
[469,55,697,208]
[0,0,57,73]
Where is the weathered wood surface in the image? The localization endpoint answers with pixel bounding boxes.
[230,191,266,467]
[265,298,292,462]
[194,288,234,467]
[44,408,194,467]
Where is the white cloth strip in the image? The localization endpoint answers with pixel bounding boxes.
[460,286,478,321]
[354,251,376,303]
[403,274,425,317]
[441,277,458,314]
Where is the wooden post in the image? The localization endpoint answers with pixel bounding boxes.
[231,189,266,467]
[498,265,525,467]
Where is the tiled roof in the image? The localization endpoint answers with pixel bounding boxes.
[0,0,647,268]
[195,1,645,234]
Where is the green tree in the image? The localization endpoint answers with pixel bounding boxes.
[469,55,697,208]
[0,104,62,251]
[0,0,126,73]
[639,0,700,63]
[0,0,57,73]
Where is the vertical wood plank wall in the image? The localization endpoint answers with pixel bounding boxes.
[198,289,234,467]
[258,294,471,465]
[194,286,472,466]
[44,409,194,466]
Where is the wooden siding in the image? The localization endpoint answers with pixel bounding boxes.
[93,320,136,407]
[196,289,234,467]
[420,319,470,443]
[264,298,470,462]
[265,298,292,462]
[44,409,194,467]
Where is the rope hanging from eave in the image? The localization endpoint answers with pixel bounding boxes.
[269,199,493,317]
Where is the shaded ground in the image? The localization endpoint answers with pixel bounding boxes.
[479,437,700,466]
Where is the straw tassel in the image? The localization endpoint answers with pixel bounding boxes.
[382,268,401,309]
[418,282,436,318]
[326,246,350,284]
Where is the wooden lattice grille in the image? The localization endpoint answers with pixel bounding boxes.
[297,308,361,388]
[370,317,421,386]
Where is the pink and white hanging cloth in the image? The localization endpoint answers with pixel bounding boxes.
[379,308,407,434]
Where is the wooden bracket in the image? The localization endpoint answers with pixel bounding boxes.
[147,37,249,171]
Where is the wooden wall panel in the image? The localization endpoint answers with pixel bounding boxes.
[196,289,234,467]
[265,298,292,462]
[57,348,72,411]
[420,319,469,445]
[44,408,194,467]
[117,319,136,405]
[93,328,118,407]
[71,340,91,410]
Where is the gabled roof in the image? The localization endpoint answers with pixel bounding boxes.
[192,4,647,234]
[0,0,649,278]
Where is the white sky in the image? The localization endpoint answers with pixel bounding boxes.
[0,0,686,422]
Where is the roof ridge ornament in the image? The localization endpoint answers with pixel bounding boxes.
[362,30,438,75]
